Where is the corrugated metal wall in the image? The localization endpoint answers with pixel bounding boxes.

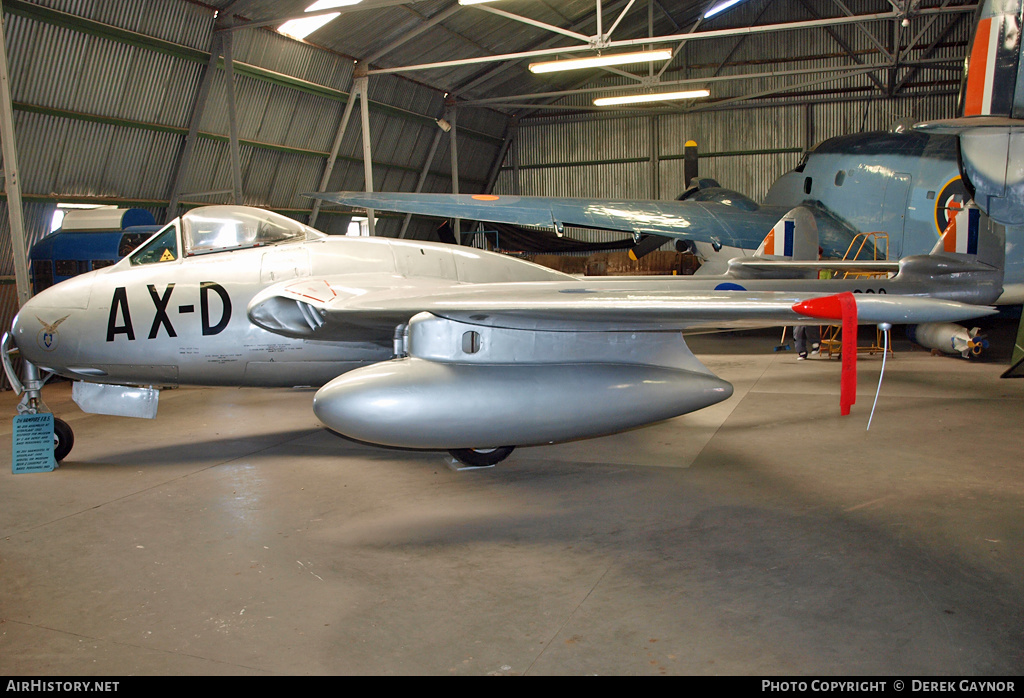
[491,1,971,246]
[0,0,975,314]
[0,0,510,373]
[493,92,959,245]
[1,0,507,221]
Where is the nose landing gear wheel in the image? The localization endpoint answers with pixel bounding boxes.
[448,446,515,467]
[53,418,74,463]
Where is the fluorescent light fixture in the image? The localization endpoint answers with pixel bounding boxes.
[459,0,501,5]
[529,49,673,74]
[704,0,745,19]
[278,1,360,40]
[306,0,360,8]
[594,88,710,106]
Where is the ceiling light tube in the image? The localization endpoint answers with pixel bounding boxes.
[704,0,746,19]
[529,49,673,74]
[594,88,711,106]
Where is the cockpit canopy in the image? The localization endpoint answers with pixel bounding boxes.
[183,206,319,255]
[130,206,323,266]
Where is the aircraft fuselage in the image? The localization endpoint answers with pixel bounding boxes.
[14,231,569,389]
[764,130,1023,303]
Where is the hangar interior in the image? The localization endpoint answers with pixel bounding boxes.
[1,0,1023,676]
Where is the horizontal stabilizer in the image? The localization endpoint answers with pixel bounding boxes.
[725,207,821,279]
[728,259,900,273]
[915,1,1024,225]
[754,207,818,260]
[927,200,1005,270]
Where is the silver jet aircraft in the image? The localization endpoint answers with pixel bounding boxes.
[5,205,996,466]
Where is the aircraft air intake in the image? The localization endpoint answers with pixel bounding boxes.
[297,301,326,332]
[247,294,324,338]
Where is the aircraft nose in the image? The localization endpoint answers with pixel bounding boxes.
[11,298,58,367]
[10,274,93,369]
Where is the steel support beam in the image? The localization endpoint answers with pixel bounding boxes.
[216,0,438,33]
[831,0,895,60]
[892,6,964,94]
[453,0,632,98]
[711,0,775,79]
[511,120,520,195]
[364,4,463,65]
[221,32,244,206]
[310,79,359,228]
[399,115,446,238]
[484,121,514,195]
[367,8,975,76]
[0,0,30,307]
[796,0,887,92]
[654,3,706,81]
[356,76,375,236]
[449,104,460,244]
[470,4,590,43]
[460,60,927,107]
[650,114,660,200]
[167,32,220,222]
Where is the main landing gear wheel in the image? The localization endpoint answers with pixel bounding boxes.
[53,417,74,463]
[448,446,515,467]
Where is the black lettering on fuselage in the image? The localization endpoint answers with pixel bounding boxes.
[147,284,177,339]
[200,282,232,336]
[106,283,231,341]
[106,287,135,341]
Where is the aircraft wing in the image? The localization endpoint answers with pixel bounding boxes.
[308,191,775,250]
[727,259,902,273]
[248,276,995,340]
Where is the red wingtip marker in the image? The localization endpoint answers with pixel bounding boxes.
[793,292,858,416]
[792,294,844,320]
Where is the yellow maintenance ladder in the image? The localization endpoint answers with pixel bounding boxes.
[819,232,894,359]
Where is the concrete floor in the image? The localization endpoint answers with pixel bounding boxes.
[1,325,1022,676]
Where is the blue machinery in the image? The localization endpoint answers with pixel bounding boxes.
[29,208,160,293]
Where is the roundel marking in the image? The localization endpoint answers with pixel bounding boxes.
[714,282,747,291]
[37,328,59,352]
[934,176,970,236]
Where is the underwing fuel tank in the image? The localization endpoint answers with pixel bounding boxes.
[312,312,733,449]
[313,358,732,449]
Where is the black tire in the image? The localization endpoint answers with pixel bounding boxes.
[448,446,515,467]
[53,418,74,463]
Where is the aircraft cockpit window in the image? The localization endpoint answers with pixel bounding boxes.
[181,206,309,256]
[129,222,179,266]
